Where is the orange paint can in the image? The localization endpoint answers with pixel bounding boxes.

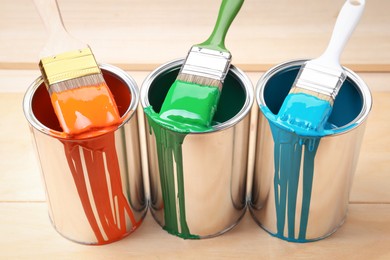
[23,64,147,245]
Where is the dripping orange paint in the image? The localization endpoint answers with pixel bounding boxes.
[63,133,141,244]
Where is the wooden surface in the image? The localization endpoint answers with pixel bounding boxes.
[1,0,390,71]
[1,0,390,259]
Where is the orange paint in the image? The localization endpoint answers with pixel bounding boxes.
[63,133,141,244]
[31,73,141,244]
[51,83,122,138]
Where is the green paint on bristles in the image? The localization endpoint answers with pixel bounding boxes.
[158,80,220,132]
[157,0,244,131]
[144,0,244,239]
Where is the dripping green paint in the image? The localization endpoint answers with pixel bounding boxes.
[144,106,199,239]
[144,78,228,238]
[144,64,247,238]
[145,80,218,238]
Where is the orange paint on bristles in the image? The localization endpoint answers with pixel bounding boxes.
[50,82,122,138]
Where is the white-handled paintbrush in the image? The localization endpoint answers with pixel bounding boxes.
[277,0,365,134]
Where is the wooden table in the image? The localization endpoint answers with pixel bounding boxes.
[1,0,389,258]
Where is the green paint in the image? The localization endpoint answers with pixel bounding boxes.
[146,72,243,239]
[144,74,244,238]
[158,80,219,131]
[146,64,246,126]
[144,58,247,239]
[145,106,199,239]
[157,0,244,130]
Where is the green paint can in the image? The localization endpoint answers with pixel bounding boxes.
[141,59,253,239]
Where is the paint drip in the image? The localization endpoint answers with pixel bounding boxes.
[262,101,342,242]
[145,106,200,239]
[61,132,141,244]
[144,80,219,238]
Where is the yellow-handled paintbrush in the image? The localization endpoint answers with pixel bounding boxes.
[34,0,121,138]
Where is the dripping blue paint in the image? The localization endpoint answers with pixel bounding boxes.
[261,99,356,242]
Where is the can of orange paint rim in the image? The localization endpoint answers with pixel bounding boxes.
[23,64,147,245]
[140,59,253,239]
[249,60,372,242]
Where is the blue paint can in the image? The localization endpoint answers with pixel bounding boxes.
[249,60,372,242]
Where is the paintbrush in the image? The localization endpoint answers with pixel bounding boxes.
[158,0,244,129]
[34,0,121,137]
[277,0,365,134]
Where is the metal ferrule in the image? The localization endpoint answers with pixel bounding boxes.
[39,47,101,89]
[294,62,347,100]
[179,46,232,83]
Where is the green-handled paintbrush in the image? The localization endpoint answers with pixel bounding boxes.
[158,0,244,130]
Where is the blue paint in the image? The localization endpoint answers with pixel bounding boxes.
[277,93,333,136]
[257,64,364,242]
[267,75,354,241]
[262,64,362,129]
[262,98,356,241]
[267,111,320,242]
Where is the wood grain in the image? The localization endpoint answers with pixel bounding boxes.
[0,204,389,259]
[1,0,389,257]
[0,0,389,71]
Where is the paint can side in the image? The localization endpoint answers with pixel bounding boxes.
[140,59,253,239]
[22,64,147,245]
[250,60,372,242]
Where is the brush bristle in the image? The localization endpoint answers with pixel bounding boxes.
[289,86,334,105]
[48,73,105,94]
[176,73,222,91]
[177,46,231,92]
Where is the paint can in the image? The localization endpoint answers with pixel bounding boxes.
[141,59,253,239]
[23,64,147,245]
[250,60,372,242]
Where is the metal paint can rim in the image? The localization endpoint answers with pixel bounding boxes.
[140,58,254,134]
[23,63,139,139]
[256,59,372,136]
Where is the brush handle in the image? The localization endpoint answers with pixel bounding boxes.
[316,0,365,68]
[33,0,86,57]
[197,0,244,52]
